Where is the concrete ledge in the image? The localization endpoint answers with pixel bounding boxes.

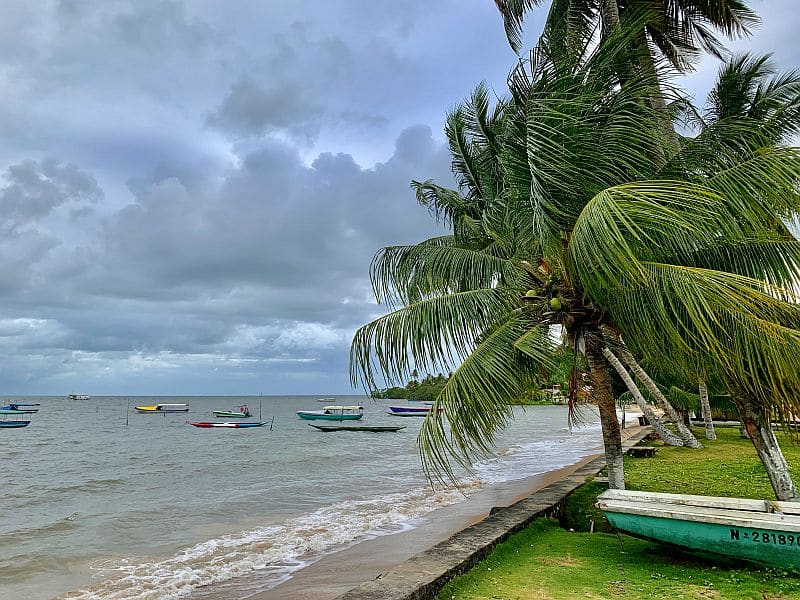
[336,428,651,600]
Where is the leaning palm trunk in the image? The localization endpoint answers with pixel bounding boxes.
[587,347,625,489]
[698,380,716,440]
[616,348,703,449]
[733,398,800,501]
[602,347,683,446]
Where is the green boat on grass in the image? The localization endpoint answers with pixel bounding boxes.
[597,489,800,568]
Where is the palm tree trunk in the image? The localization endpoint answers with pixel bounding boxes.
[587,347,625,489]
[602,347,683,446]
[733,397,799,501]
[698,380,716,440]
[599,0,620,37]
[616,348,703,449]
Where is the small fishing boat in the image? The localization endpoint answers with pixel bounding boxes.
[187,421,267,428]
[387,404,432,414]
[68,394,91,400]
[296,405,364,421]
[212,404,251,418]
[0,420,30,428]
[597,489,800,568]
[135,403,190,413]
[308,424,406,432]
[0,403,40,413]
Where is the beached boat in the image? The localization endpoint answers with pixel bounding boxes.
[308,424,406,432]
[135,403,190,413]
[296,405,364,421]
[212,404,251,418]
[0,403,40,413]
[187,421,267,428]
[596,489,800,568]
[68,394,90,400]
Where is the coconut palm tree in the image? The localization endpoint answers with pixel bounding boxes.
[351,28,800,497]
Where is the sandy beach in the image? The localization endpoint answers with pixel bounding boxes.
[243,422,646,600]
[246,453,607,599]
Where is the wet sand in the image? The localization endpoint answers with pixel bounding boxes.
[246,453,604,600]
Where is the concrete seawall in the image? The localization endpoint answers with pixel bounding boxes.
[336,428,652,600]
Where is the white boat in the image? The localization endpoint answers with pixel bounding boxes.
[597,489,800,568]
[68,394,91,401]
[296,405,364,420]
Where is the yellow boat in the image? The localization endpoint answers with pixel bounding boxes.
[135,403,189,413]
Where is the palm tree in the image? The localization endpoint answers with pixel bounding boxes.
[351,30,800,497]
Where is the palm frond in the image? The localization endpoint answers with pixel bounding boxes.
[419,319,554,483]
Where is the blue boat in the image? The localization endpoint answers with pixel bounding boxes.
[0,420,30,428]
[0,403,40,413]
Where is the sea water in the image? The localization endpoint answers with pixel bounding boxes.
[0,396,606,599]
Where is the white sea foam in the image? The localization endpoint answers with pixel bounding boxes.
[62,485,477,600]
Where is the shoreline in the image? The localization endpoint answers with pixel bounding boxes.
[238,423,647,600]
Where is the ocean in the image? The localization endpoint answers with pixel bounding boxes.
[0,396,607,599]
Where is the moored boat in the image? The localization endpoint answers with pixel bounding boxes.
[308,424,406,432]
[387,404,432,414]
[0,420,30,428]
[187,421,267,428]
[597,489,800,568]
[68,394,91,401]
[135,403,190,413]
[212,404,251,418]
[296,405,364,421]
[0,403,40,413]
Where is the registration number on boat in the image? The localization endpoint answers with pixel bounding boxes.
[730,529,798,545]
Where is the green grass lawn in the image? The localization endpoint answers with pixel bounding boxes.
[439,428,800,599]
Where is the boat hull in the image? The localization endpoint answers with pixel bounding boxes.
[188,421,267,428]
[309,424,406,432]
[0,420,30,428]
[387,405,431,413]
[387,410,428,417]
[212,411,250,418]
[296,412,363,420]
[135,405,190,413]
[598,490,800,568]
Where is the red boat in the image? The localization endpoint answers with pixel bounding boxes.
[187,421,267,428]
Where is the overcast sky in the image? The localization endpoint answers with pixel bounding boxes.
[0,1,796,396]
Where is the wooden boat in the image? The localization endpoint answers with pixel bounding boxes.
[68,394,90,400]
[296,405,364,421]
[596,489,800,568]
[308,424,406,432]
[187,421,267,428]
[0,403,39,413]
[212,404,251,418]
[135,403,190,413]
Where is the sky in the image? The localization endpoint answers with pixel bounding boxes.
[0,0,796,396]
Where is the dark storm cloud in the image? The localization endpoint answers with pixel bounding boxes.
[0,0,793,394]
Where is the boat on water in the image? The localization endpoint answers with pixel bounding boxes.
[212,404,251,418]
[187,421,267,428]
[296,405,364,421]
[0,403,40,413]
[68,394,91,401]
[135,403,190,413]
[308,424,406,432]
[0,420,30,428]
[597,489,800,568]
[386,404,439,417]
[0,408,31,428]
[316,396,337,403]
